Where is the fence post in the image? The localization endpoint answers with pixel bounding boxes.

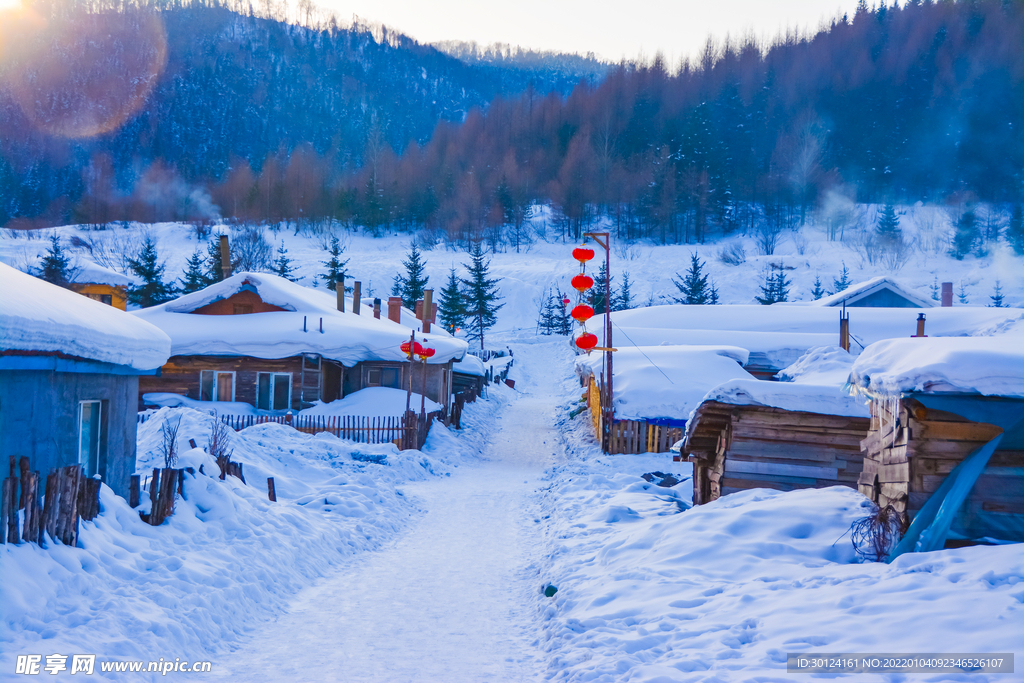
[267,477,277,502]
[129,475,140,508]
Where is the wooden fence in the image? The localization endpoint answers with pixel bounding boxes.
[1,457,101,547]
[139,410,442,450]
[585,377,683,455]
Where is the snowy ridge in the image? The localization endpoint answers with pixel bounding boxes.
[696,379,870,418]
[0,263,171,371]
[851,336,1024,398]
[133,272,466,366]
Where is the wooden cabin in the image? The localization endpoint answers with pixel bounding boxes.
[806,276,933,309]
[69,262,138,310]
[858,394,1024,542]
[0,265,171,498]
[133,272,466,415]
[684,381,871,505]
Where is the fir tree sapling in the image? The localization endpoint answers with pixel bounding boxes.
[589,261,614,314]
[990,280,1005,308]
[438,267,466,334]
[128,236,176,307]
[756,264,791,305]
[811,275,826,300]
[206,238,225,283]
[179,250,210,294]
[875,202,901,244]
[538,289,558,335]
[615,272,634,311]
[460,242,504,349]
[393,244,429,309]
[832,262,852,293]
[708,280,720,305]
[931,276,940,301]
[556,289,573,334]
[672,253,710,304]
[321,236,350,292]
[39,233,74,287]
[957,281,969,304]
[273,242,297,281]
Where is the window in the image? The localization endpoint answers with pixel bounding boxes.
[256,373,292,411]
[200,371,236,402]
[78,401,101,478]
[233,304,253,315]
[366,366,400,389]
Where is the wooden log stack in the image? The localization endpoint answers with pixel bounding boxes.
[0,459,100,547]
[685,402,871,505]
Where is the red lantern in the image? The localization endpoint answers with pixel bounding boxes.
[400,341,411,355]
[422,347,436,358]
[561,298,571,306]
[400,341,425,356]
[572,246,595,264]
[571,304,594,322]
[575,332,599,350]
[571,273,594,292]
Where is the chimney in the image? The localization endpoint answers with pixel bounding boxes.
[430,302,437,324]
[422,289,433,333]
[941,282,953,307]
[839,310,850,352]
[336,282,344,313]
[387,296,402,324]
[373,298,381,319]
[913,313,927,338]
[219,234,232,278]
[415,299,424,320]
[352,281,361,315]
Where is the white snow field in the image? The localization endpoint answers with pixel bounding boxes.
[2,334,1023,681]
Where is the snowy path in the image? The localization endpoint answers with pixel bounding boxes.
[215,343,564,682]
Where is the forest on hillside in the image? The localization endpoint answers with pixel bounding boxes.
[1,0,1022,248]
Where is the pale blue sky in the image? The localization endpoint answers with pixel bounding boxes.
[324,0,864,62]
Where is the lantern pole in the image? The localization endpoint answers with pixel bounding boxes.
[405,330,415,416]
[583,231,612,453]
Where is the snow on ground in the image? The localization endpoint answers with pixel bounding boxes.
[142,392,259,415]
[300,386,441,417]
[2,201,1021,339]
[0,391,505,681]
[539,354,1024,683]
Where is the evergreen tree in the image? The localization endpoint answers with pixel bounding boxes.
[1008,205,1024,256]
[957,281,969,304]
[756,265,791,305]
[179,249,210,294]
[811,275,826,300]
[555,289,573,334]
[952,209,978,259]
[460,242,504,349]
[437,267,466,334]
[206,238,225,283]
[39,233,73,287]
[672,252,710,304]
[875,202,901,244]
[615,271,634,311]
[320,236,350,292]
[589,261,614,314]
[931,276,940,301]
[708,281,720,305]
[127,237,176,307]
[393,244,429,308]
[273,242,297,281]
[990,281,1005,308]
[832,262,852,293]
[538,289,558,335]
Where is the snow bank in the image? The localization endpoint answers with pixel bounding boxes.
[851,336,1024,398]
[0,395,502,679]
[576,346,753,420]
[133,272,466,366]
[0,263,170,371]
[453,354,486,377]
[776,344,856,385]
[72,260,140,287]
[698,379,870,418]
[300,387,441,417]
[142,392,258,415]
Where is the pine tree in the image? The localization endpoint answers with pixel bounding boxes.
[555,289,573,334]
[321,236,350,292]
[672,253,710,304]
[952,209,978,259]
[206,238,225,283]
[832,262,852,293]
[615,271,633,311]
[990,281,1005,308]
[811,275,826,300]
[127,237,176,307]
[179,250,210,294]
[708,281,720,305]
[438,267,466,334]
[957,281,969,304]
[931,276,940,301]
[538,289,558,335]
[394,244,429,308]
[589,261,614,314]
[875,202,901,244]
[756,265,791,305]
[39,233,73,287]
[460,242,504,349]
[273,242,297,281]
[1008,205,1024,255]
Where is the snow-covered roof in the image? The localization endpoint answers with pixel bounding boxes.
[0,263,171,371]
[71,261,141,287]
[300,387,441,417]
[786,276,933,308]
[576,345,753,420]
[453,354,486,377]
[133,272,467,366]
[697,379,870,419]
[850,336,1024,398]
[776,345,856,385]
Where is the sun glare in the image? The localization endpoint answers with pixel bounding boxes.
[0,0,23,11]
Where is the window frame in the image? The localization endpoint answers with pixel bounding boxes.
[78,400,102,478]
[200,370,237,402]
[256,372,292,411]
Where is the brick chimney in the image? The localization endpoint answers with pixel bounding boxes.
[430,302,437,323]
[913,313,927,337]
[219,234,232,278]
[941,282,953,307]
[352,281,361,315]
[373,298,381,319]
[387,296,402,324]
[422,289,433,333]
